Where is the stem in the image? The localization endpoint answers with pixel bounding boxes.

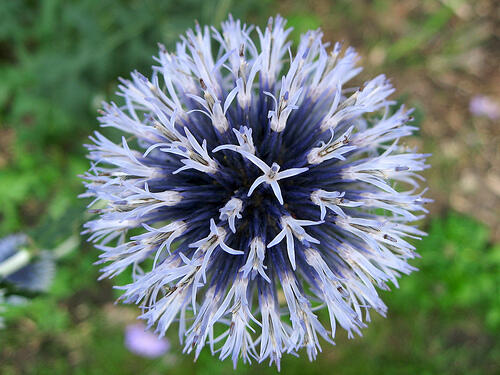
[0,250,31,278]
[52,235,80,260]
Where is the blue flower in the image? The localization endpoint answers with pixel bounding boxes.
[0,234,55,292]
[82,15,430,368]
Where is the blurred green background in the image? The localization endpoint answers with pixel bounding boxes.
[0,0,498,374]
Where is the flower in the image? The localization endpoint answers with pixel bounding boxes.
[125,323,171,358]
[0,233,56,329]
[82,15,430,368]
[0,234,55,292]
[469,95,500,120]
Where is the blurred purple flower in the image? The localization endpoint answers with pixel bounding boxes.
[469,95,500,120]
[125,323,170,358]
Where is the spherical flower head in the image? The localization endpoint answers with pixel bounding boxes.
[82,15,430,368]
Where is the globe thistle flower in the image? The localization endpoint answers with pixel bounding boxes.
[0,234,55,292]
[82,15,430,368]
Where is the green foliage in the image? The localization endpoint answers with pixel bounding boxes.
[286,13,322,44]
[390,214,500,331]
[386,6,454,63]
